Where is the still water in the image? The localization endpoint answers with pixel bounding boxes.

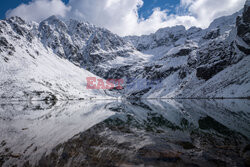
[0,99,250,167]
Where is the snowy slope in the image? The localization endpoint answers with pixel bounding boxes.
[0,17,114,101]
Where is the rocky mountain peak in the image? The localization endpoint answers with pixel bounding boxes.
[39,15,68,32]
[7,16,26,25]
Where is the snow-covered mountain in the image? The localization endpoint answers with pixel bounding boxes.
[0,17,115,101]
[124,1,250,98]
[0,1,249,100]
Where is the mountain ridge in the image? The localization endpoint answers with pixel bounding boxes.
[0,1,250,100]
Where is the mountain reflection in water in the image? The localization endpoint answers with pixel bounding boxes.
[0,99,249,167]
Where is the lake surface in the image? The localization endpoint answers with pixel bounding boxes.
[0,99,250,167]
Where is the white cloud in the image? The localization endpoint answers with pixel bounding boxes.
[66,0,201,36]
[181,0,246,27]
[6,0,246,36]
[67,0,144,36]
[6,0,71,22]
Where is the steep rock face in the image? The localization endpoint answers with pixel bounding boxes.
[38,16,127,65]
[37,16,148,80]
[236,1,250,52]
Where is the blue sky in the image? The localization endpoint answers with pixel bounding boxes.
[0,0,180,20]
[0,0,30,19]
[139,0,180,18]
[2,0,245,36]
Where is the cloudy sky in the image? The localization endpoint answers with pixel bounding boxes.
[1,0,246,36]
